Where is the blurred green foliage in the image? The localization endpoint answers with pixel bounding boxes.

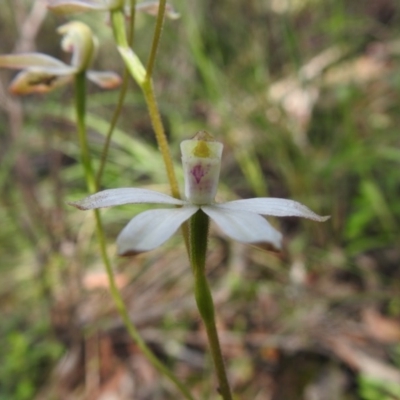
[0,317,63,400]
[358,346,400,400]
[359,374,400,400]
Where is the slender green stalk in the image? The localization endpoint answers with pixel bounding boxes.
[145,0,166,78]
[74,72,194,400]
[95,71,128,188]
[111,9,129,48]
[75,72,96,193]
[142,0,181,194]
[142,79,180,198]
[128,0,137,44]
[96,1,137,187]
[190,210,233,400]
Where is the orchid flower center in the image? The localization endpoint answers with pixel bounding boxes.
[181,131,223,205]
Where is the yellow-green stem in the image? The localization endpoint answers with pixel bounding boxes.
[75,72,96,193]
[74,72,194,400]
[190,210,233,400]
[146,0,166,78]
[96,1,136,188]
[142,79,180,197]
[95,69,129,188]
[128,0,137,44]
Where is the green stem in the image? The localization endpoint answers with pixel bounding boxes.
[146,0,166,78]
[128,0,137,44]
[75,72,96,193]
[190,210,233,400]
[96,70,128,188]
[111,9,129,48]
[96,1,137,188]
[74,72,194,400]
[142,79,180,198]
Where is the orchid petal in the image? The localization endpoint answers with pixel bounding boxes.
[47,0,123,14]
[8,69,73,95]
[69,188,187,210]
[117,207,198,255]
[87,70,122,89]
[135,1,180,20]
[0,53,70,69]
[218,198,330,221]
[202,205,282,250]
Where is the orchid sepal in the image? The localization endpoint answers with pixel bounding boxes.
[8,70,73,95]
[47,0,124,14]
[202,205,283,250]
[0,53,76,94]
[117,207,198,256]
[68,188,186,210]
[134,1,180,20]
[0,53,71,69]
[47,0,180,19]
[217,198,330,221]
[86,71,122,89]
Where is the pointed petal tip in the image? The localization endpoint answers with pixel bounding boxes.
[87,70,122,89]
[256,230,283,252]
[118,248,143,257]
[252,240,282,253]
[67,200,88,210]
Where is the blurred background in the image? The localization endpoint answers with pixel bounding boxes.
[1,0,400,399]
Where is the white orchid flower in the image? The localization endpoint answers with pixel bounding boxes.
[69,132,329,256]
[0,21,121,95]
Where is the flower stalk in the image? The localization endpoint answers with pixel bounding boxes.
[190,209,233,400]
[142,79,180,198]
[145,0,166,78]
[96,1,137,188]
